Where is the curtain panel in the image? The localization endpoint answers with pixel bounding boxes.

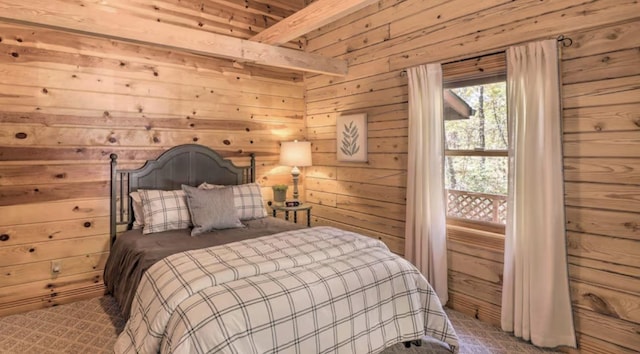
[501,39,576,348]
[405,64,449,303]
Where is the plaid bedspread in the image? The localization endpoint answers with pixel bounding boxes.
[114,226,459,354]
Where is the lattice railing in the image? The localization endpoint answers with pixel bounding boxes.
[446,189,507,224]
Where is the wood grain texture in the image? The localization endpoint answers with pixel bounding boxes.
[251,0,378,45]
[0,0,347,76]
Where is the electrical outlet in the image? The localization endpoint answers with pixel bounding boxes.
[51,260,62,274]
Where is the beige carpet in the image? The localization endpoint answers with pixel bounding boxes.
[0,296,560,354]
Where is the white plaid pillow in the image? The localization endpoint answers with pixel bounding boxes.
[232,183,268,220]
[139,189,191,234]
[199,182,268,220]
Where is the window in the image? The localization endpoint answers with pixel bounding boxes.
[442,53,508,226]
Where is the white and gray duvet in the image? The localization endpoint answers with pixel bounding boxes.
[115,226,459,354]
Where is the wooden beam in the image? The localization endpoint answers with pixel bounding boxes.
[251,0,379,45]
[0,0,347,76]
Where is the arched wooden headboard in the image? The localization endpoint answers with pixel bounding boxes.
[109,144,255,246]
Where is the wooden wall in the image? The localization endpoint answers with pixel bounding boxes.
[0,10,306,315]
[303,0,639,352]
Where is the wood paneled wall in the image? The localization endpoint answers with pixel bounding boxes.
[304,1,639,352]
[0,17,305,315]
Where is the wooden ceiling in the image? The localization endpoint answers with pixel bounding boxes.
[0,0,377,76]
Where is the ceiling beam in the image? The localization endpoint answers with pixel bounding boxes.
[251,0,379,45]
[0,0,347,76]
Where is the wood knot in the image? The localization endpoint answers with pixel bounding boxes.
[15,132,27,139]
[623,222,638,231]
[84,222,92,228]
[10,52,19,58]
[223,139,231,145]
[593,125,602,132]
[152,136,160,143]
[192,137,199,142]
[29,247,35,253]
[42,88,48,94]
[73,206,80,211]
[108,136,117,143]
[0,234,9,242]
[583,292,618,318]
[55,173,67,179]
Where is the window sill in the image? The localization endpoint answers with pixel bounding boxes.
[446,219,505,253]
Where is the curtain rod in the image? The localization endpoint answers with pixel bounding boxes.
[556,35,573,47]
[400,36,573,74]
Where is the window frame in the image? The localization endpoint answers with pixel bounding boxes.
[442,52,508,236]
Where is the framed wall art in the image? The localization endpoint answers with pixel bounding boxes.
[336,113,367,162]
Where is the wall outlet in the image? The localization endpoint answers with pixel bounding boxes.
[51,260,62,274]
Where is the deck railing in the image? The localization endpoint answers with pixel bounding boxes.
[446,189,507,224]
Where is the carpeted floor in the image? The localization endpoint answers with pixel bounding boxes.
[0,296,560,354]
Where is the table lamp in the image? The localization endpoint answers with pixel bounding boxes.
[279,140,312,201]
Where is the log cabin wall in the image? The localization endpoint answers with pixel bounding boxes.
[304,0,639,352]
[0,0,306,316]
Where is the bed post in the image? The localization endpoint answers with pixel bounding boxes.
[249,153,256,183]
[110,153,118,247]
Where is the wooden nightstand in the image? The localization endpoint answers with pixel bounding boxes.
[271,204,312,227]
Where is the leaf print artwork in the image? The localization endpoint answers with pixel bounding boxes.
[336,113,367,162]
[340,120,360,156]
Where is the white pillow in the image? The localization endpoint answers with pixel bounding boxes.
[129,191,144,229]
[198,182,268,220]
[198,182,223,190]
[138,189,191,234]
[230,183,268,220]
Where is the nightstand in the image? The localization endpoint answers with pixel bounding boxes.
[271,204,312,227]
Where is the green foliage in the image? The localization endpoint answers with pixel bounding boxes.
[340,121,360,156]
[272,184,288,191]
[444,82,508,196]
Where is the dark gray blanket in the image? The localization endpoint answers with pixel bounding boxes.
[103,217,305,319]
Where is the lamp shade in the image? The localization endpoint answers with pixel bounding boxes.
[280,140,312,167]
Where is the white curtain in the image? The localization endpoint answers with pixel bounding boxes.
[405,64,448,303]
[501,39,576,348]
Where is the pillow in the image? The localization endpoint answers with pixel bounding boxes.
[198,182,223,190]
[230,183,268,220]
[129,191,144,229]
[182,185,243,236]
[139,189,191,235]
[198,182,268,220]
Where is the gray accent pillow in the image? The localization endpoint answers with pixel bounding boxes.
[182,185,244,236]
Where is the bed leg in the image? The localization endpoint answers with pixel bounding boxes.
[403,341,411,348]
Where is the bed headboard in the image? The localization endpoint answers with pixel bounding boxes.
[110,144,255,246]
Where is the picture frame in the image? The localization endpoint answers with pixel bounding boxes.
[336,113,367,162]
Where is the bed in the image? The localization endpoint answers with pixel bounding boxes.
[104,144,459,354]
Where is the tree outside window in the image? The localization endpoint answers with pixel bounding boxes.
[443,80,508,225]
